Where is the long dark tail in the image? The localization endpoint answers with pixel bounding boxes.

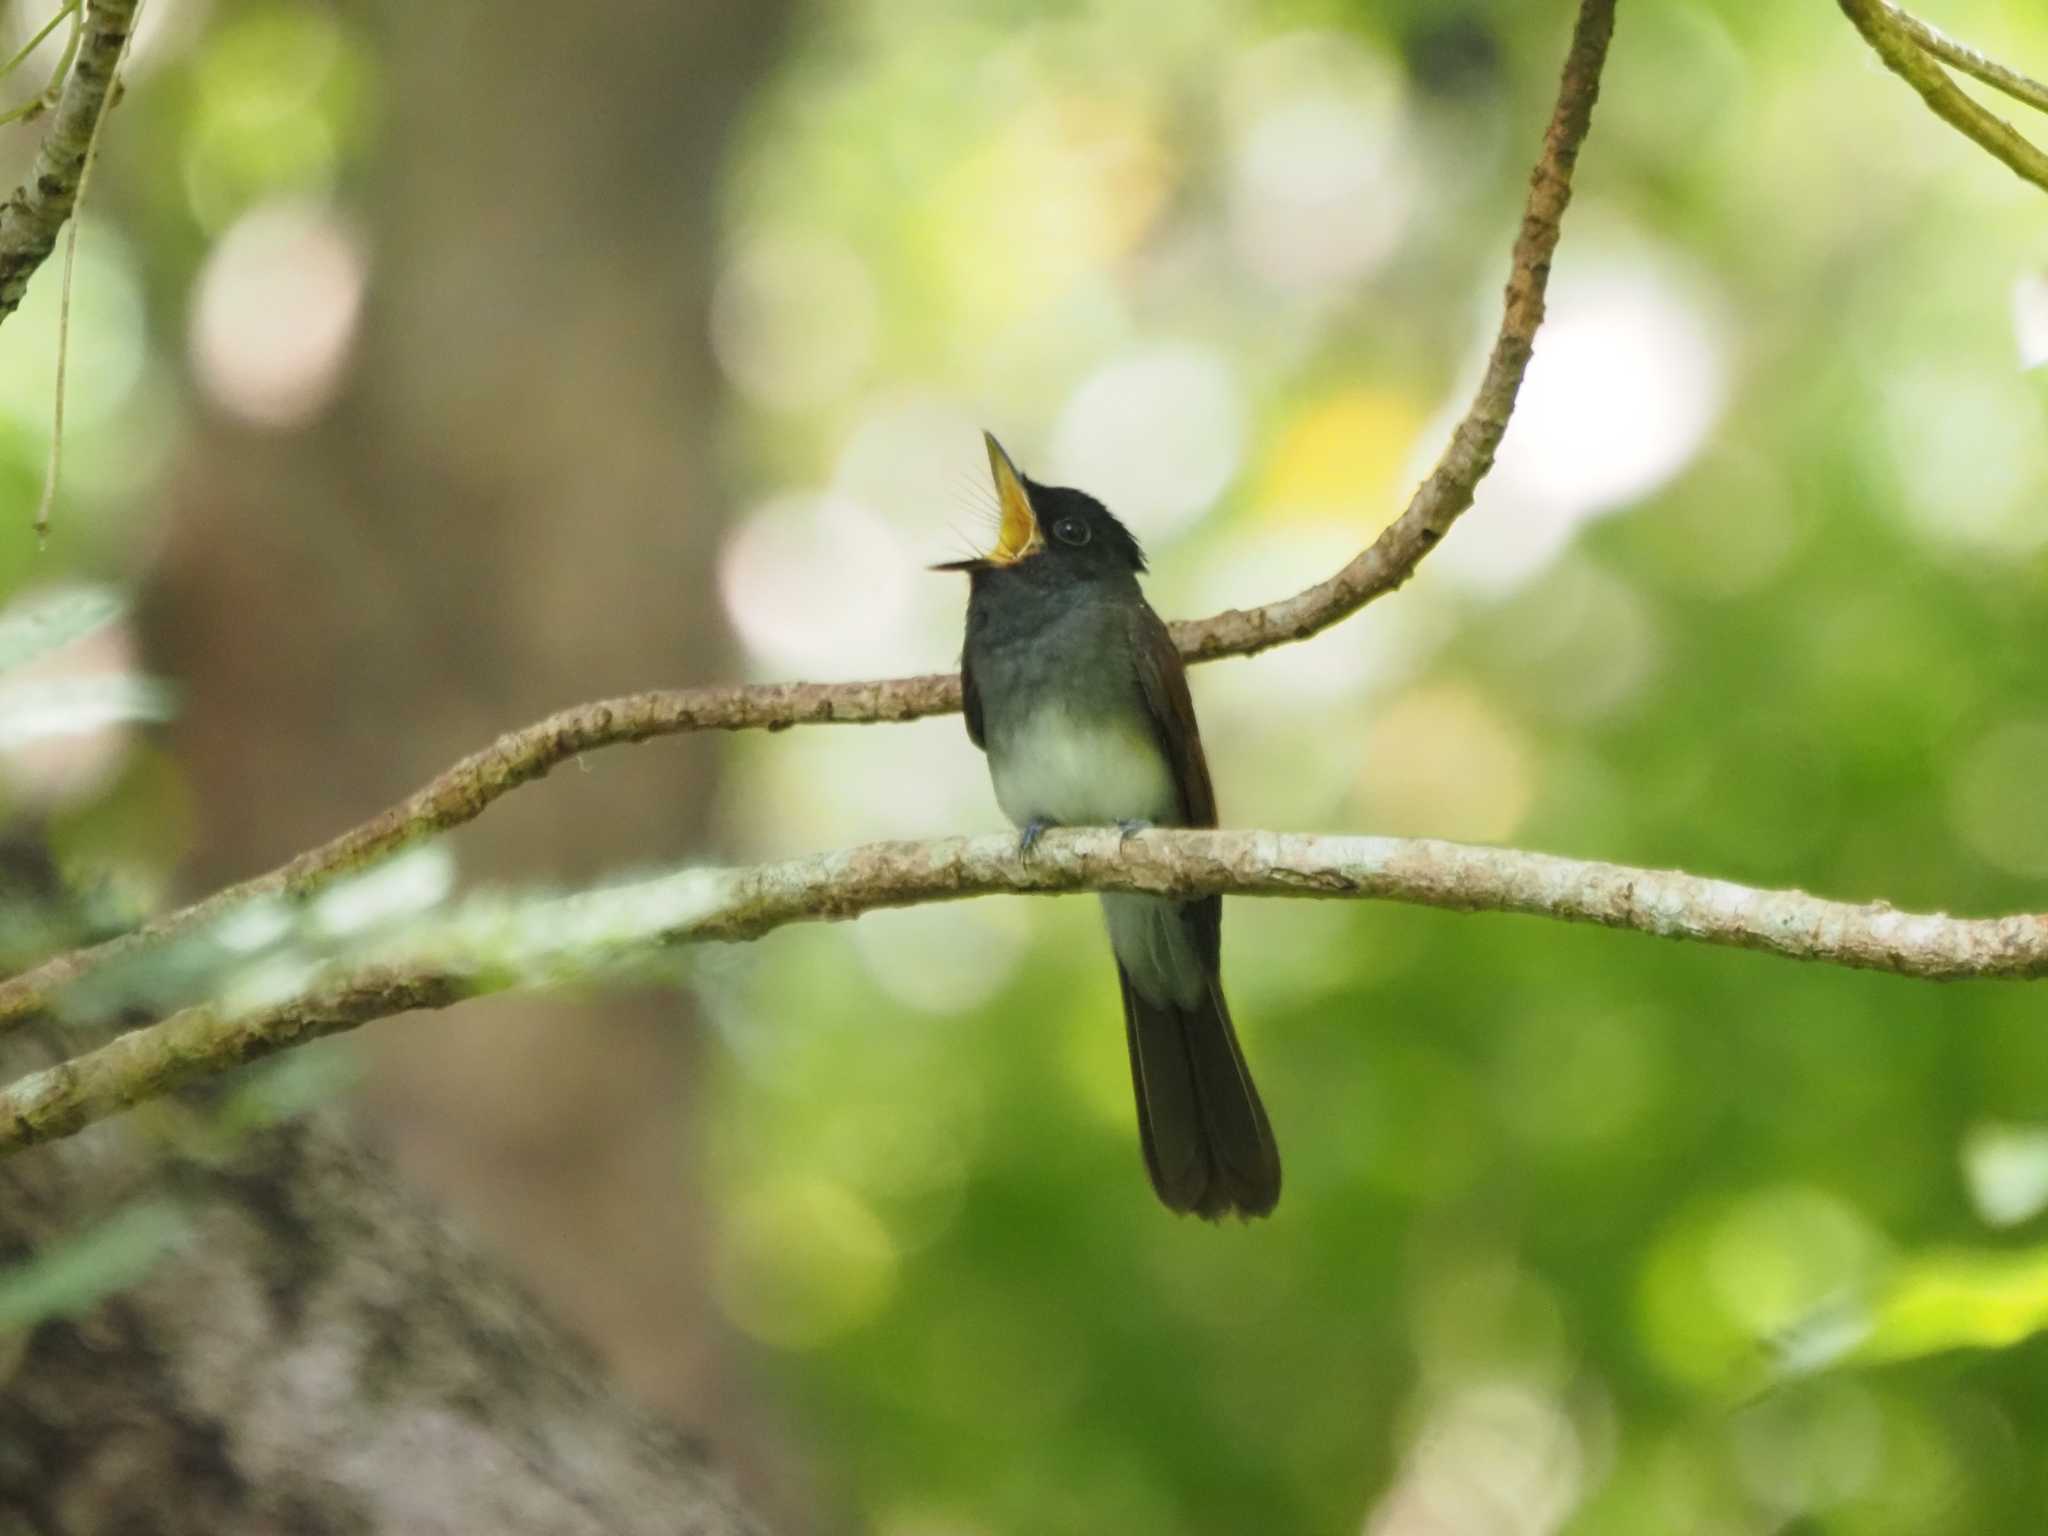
[1117,963,1281,1220]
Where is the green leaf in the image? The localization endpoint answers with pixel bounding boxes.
[1775,1245,2048,1377]
[0,585,125,675]
[0,1201,187,1330]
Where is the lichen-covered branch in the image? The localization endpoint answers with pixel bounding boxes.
[4,825,2045,1156]
[0,0,138,323]
[1839,0,2048,193]
[1873,0,2048,117]
[0,0,1616,1029]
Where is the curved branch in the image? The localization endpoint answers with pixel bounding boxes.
[0,0,1617,1028]
[0,0,137,324]
[1875,1,2048,117]
[4,825,2044,1156]
[1839,0,2048,193]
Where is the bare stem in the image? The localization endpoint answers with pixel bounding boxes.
[1878,1,2048,117]
[3,825,2044,1156]
[1839,0,2048,193]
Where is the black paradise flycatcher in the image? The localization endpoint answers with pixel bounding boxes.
[937,434,1281,1219]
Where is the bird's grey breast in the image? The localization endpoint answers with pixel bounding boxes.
[966,587,1178,831]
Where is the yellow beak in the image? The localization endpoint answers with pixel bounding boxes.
[983,432,1042,566]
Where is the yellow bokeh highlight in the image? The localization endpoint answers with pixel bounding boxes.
[714,1176,899,1351]
[925,95,1172,330]
[1255,386,1424,522]
[1356,682,1535,843]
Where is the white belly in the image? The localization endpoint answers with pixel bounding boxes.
[989,705,1178,830]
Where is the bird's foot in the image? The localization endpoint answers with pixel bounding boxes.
[1115,818,1153,847]
[1017,819,1052,856]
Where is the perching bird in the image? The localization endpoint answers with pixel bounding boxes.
[936,433,1281,1219]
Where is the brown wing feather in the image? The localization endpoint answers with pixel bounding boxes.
[960,650,986,750]
[1126,603,1214,828]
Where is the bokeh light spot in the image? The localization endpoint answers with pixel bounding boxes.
[190,200,366,428]
[1962,1123,2048,1228]
[1225,32,1412,292]
[1946,719,2048,878]
[1048,344,1244,540]
[719,492,915,675]
[1254,386,1423,520]
[1358,682,1534,842]
[712,228,879,411]
[1436,250,1728,592]
[1881,365,2048,555]
[715,1176,899,1350]
[2014,269,2048,370]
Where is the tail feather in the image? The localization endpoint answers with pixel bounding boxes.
[1118,965,1281,1220]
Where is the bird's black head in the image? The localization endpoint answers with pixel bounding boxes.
[932,433,1148,584]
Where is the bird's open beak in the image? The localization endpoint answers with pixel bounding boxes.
[931,432,1043,571]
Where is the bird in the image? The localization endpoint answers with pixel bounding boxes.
[935,432,1281,1219]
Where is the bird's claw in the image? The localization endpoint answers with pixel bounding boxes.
[1018,819,1051,856]
[1116,818,1152,847]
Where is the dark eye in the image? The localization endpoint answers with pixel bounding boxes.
[1053,517,1090,547]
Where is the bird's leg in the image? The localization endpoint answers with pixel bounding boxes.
[1017,818,1053,855]
[1115,818,1153,847]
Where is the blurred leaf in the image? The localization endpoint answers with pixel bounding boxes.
[1777,1245,2048,1377]
[0,1201,187,1330]
[0,674,173,748]
[0,586,124,676]
[214,1041,361,1135]
[1962,1123,2048,1228]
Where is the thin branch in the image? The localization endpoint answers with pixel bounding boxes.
[0,0,1619,1029]
[0,2,84,128]
[34,0,133,543]
[4,825,2045,1156]
[1839,0,2048,193]
[1877,1,2048,117]
[0,0,137,324]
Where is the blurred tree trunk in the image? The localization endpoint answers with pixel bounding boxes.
[1,0,797,1529]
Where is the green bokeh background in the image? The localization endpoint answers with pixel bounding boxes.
[6,0,2048,1530]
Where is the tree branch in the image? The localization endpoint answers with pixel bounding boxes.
[0,0,137,324]
[1839,0,2048,193]
[0,0,1617,1030]
[1874,1,2048,117]
[4,825,2045,1156]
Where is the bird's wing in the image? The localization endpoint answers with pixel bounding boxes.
[1127,599,1222,971]
[961,647,987,750]
[1127,601,1215,829]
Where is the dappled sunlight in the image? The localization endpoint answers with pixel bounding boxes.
[715,1175,901,1349]
[190,199,365,428]
[1225,31,1413,294]
[1365,1381,1585,1536]
[850,901,1029,1015]
[1881,364,2048,554]
[1047,342,1246,542]
[1961,1122,2048,1228]
[720,491,919,676]
[1433,247,1729,592]
[1355,682,1536,844]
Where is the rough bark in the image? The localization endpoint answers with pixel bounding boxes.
[3,0,795,1527]
[0,1025,762,1535]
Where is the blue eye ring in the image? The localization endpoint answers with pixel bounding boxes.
[1053,516,1091,546]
